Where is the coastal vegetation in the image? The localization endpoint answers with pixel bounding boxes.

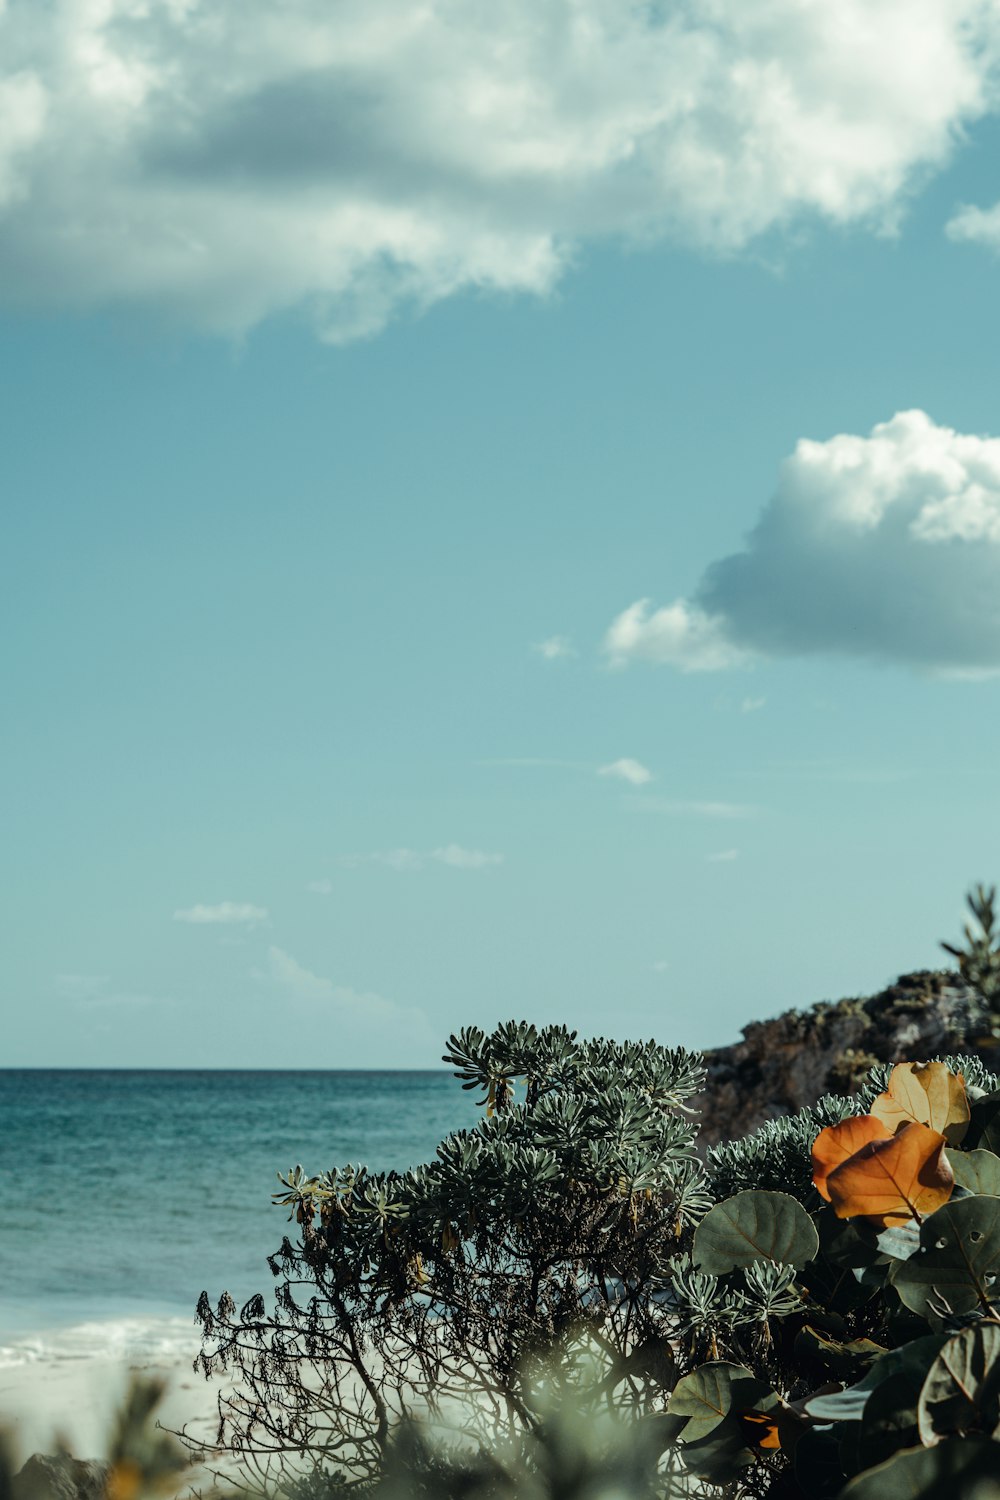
[9,890,1000,1499]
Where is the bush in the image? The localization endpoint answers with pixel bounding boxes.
[196,1025,709,1489]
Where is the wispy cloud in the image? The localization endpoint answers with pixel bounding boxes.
[173,901,268,926]
[652,960,670,973]
[262,947,426,1032]
[55,974,110,1001]
[55,974,163,1008]
[306,878,333,896]
[741,697,766,713]
[477,758,590,771]
[342,846,503,873]
[707,849,740,863]
[532,635,576,661]
[627,799,756,819]
[599,758,654,787]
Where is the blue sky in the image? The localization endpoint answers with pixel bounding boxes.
[4,0,1000,1067]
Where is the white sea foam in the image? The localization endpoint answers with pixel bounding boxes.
[0,1316,199,1370]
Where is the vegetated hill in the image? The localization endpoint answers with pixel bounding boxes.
[693,968,993,1149]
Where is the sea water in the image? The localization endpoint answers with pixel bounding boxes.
[0,1069,481,1367]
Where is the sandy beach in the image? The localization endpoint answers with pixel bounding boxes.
[0,1351,232,1478]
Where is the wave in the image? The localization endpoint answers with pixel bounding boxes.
[0,1316,201,1370]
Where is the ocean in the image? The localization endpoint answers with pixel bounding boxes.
[0,1069,482,1369]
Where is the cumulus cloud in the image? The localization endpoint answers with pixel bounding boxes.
[0,2,998,337]
[598,757,653,786]
[173,901,268,926]
[605,410,1000,676]
[533,635,576,661]
[342,845,503,871]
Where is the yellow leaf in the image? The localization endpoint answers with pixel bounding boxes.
[825,1121,954,1228]
[870,1061,969,1146]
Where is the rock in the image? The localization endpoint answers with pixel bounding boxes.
[12,1455,110,1500]
[693,969,992,1149]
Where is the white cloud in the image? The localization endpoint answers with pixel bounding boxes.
[605,411,1000,675]
[263,945,425,1029]
[0,3,997,337]
[741,697,766,713]
[707,848,740,862]
[173,901,268,926]
[605,600,748,672]
[533,635,576,661]
[627,798,756,818]
[54,973,162,1008]
[652,959,670,973]
[306,878,333,896]
[343,845,503,872]
[946,200,1000,253]
[598,757,654,787]
[55,973,110,1000]
[432,844,503,869]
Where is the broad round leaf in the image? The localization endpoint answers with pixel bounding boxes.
[692,1190,819,1274]
[870,1062,969,1147]
[892,1195,1000,1317]
[668,1361,771,1442]
[839,1437,1000,1498]
[826,1122,953,1229]
[946,1147,1000,1196]
[804,1336,945,1424]
[813,1117,892,1202]
[916,1321,1000,1446]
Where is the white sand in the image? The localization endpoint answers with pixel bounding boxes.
[0,1352,233,1479]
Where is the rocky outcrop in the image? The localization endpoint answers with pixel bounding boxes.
[11,1456,110,1500]
[693,969,992,1149]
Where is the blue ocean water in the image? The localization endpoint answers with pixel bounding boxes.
[0,1070,481,1365]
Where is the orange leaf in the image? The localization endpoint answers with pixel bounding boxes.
[870,1061,969,1146]
[825,1121,954,1228]
[811,1116,892,1202]
[740,1410,781,1450]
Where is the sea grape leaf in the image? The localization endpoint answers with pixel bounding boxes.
[692,1190,819,1273]
[794,1326,885,1382]
[875,1220,922,1261]
[675,1418,756,1484]
[965,1088,1000,1153]
[668,1362,774,1442]
[945,1147,1000,1196]
[804,1337,946,1424]
[813,1117,892,1202]
[916,1321,1000,1446]
[839,1437,1000,1498]
[856,1371,921,1472]
[870,1062,970,1147]
[892,1196,1000,1317]
[740,1410,781,1450]
[825,1122,954,1229]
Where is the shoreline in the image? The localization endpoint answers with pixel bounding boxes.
[0,1318,228,1473]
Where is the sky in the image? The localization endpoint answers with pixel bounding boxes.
[4,0,1000,1068]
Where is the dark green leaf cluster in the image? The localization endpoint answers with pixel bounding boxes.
[706,1093,856,1201]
